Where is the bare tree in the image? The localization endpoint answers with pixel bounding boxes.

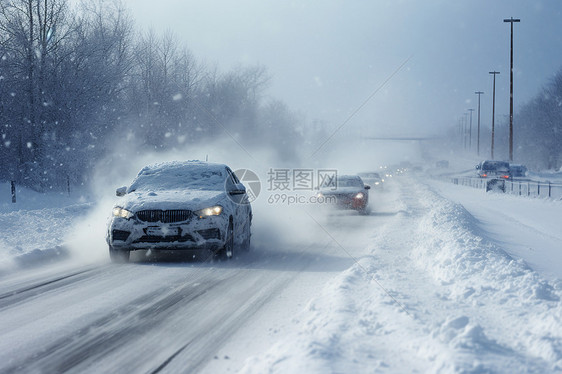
[1,0,306,189]
[0,0,70,187]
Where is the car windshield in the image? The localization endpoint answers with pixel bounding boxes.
[128,163,226,192]
[337,178,363,188]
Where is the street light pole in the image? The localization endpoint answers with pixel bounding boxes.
[458,117,463,146]
[463,112,469,150]
[467,109,475,151]
[475,91,484,156]
[504,17,520,162]
[460,116,465,149]
[489,71,500,159]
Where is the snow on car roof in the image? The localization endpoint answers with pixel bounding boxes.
[480,160,510,170]
[128,161,229,192]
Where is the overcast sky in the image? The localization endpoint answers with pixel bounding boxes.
[122,0,562,139]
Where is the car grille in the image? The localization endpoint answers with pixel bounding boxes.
[134,234,195,243]
[136,210,192,223]
[332,193,353,203]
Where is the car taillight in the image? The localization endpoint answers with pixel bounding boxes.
[482,173,487,177]
[502,175,509,179]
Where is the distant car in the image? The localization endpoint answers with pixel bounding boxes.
[436,160,449,168]
[509,164,527,178]
[358,172,384,189]
[317,175,370,213]
[476,160,511,179]
[106,161,252,262]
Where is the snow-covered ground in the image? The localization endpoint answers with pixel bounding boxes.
[1,170,561,373]
[0,182,93,273]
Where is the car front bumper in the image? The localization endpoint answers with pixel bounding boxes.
[107,214,228,252]
[322,194,368,210]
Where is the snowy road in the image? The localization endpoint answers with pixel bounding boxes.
[1,176,561,373]
[0,202,379,373]
[0,246,352,373]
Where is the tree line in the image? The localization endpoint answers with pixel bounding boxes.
[485,68,562,171]
[443,67,562,172]
[511,68,562,171]
[0,0,307,191]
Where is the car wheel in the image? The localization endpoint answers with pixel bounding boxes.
[243,219,251,252]
[242,216,252,252]
[220,219,235,260]
[109,245,130,263]
[358,207,369,215]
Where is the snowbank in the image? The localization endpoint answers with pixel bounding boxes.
[0,182,93,273]
[239,177,562,373]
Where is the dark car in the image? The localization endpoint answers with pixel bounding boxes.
[358,172,384,189]
[106,161,252,262]
[317,175,370,213]
[476,160,511,179]
[509,164,527,178]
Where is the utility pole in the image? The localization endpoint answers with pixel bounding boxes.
[461,116,464,149]
[489,71,500,159]
[463,112,469,150]
[458,117,463,147]
[504,17,520,162]
[475,91,484,156]
[467,109,475,151]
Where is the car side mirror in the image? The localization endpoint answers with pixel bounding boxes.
[364,185,371,190]
[229,183,246,195]
[116,186,127,197]
[475,165,481,170]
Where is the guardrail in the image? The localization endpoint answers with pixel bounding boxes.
[451,177,562,200]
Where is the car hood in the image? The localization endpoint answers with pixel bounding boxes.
[116,189,227,212]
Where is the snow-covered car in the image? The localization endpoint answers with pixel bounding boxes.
[358,172,384,189]
[317,175,370,213]
[106,161,252,262]
[509,163,527,178]
[476,160,511,179]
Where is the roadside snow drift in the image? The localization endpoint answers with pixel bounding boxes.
[240,177,562,373]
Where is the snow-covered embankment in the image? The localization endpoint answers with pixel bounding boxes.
[240,177,562,373]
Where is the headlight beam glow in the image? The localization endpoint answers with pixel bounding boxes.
[195,205,223,218]
[112,207,134,219]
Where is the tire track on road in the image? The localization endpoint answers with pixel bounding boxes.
[2,270,230,373]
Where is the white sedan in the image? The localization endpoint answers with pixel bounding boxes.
[106,161,252,262]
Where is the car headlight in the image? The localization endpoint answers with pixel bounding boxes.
[354,192,364,199]
[195,205,223,218]
[112,206,134,219]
